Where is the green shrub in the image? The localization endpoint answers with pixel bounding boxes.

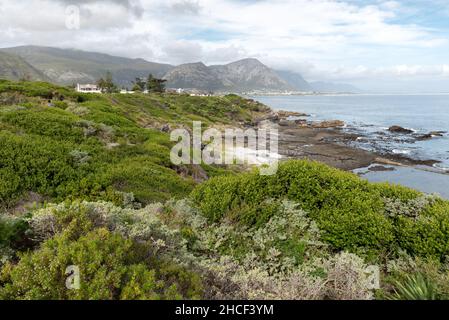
[191,160,449,260]
[53,101,68,110]
[394,200,449,258]
[192,161,395,254]
[0,215,31,264]
[0,80,84,101]
[0,228,203,300]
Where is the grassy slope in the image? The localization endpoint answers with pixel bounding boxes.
[0,80,269,209]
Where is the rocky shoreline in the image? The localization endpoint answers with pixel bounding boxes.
[255,111,446,173]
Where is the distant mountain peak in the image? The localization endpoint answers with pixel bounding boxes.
[164,58,294,92]
[180,62,208,68]
[227,58,263,65]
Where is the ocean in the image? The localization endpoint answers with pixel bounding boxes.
[252,94,449,198]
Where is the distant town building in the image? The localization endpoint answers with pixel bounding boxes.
[166,88,213,96]
[76,84,102,93]
[119,89,148,94]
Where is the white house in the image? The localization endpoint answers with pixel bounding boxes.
[76,84,102,93]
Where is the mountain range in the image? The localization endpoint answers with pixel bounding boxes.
[163,59,297,92]
[0,51,49,82]
[0,45,360,93]
[1,46,172,87]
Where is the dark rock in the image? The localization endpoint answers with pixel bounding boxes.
[368,165,396,172]
[416,134,433,141]
[294,119,308,126]
[415,131,446,140]
[388,126,413,134]
[160,124,171,132]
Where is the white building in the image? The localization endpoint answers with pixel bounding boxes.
[76,84,102,93]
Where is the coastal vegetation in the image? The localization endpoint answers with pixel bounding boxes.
[0,79,448,300]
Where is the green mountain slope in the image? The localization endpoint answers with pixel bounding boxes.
[0,52,49,82]
[1,46,173,87]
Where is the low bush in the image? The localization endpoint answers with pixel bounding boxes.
[0,228,203,300]
[191,160,449,260]
[0,215,30,265]
[9,200,377,300]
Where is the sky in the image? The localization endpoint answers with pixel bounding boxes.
[1,0,449,92]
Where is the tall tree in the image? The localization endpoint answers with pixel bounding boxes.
[147,73,167,93]
[132,77,146,92]
[97,71,118,93]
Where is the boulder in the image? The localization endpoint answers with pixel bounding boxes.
[368,165,395,172]
[294,119,308,126]
[254,112,279,124]
[416,134,433,141]
[279,119,292,127]
[160,124,171,132]
[416,131,446,141]
[388,126,413,134]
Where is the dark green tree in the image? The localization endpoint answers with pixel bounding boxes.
[97,71,118,93]
[132,77,146,92]
[147,74,167,93]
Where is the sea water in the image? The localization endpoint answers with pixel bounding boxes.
[253,94,449,198]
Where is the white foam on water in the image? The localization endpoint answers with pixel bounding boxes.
[392,149,412,155]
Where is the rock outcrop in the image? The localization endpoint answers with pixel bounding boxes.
[311,120,345,129]
[388,126,414,134]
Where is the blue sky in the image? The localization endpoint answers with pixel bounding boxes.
[1,0,449,92]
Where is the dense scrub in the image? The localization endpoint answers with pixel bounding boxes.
[0,80,267,210]
[2,198,447,300]
[1,80,448,300]
[1,227,203,300]
[191,160,449,262]
[0,200,377,300]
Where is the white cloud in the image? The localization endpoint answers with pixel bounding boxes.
[0,0,448,91]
